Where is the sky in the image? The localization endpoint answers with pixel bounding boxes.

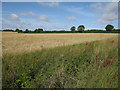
[2,2,118,31]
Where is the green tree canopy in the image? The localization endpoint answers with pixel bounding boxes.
[70,26,76,31]
[77,25,85,32]
[18,30,23,33]
[105,24,114,31]
[15,28,20,32]
[25,29,29,33]
[34,28,43,33]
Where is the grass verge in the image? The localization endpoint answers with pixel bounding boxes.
[2,37,118,88]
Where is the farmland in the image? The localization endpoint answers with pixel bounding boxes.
[2,32,118,88]
[2,32,118,54]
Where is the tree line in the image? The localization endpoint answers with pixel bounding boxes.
[2,24,120,33]
[70,24,116,32]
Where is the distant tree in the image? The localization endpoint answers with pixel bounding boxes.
[15,28,20,32]
[3,29,14,32]
[25,29,29,33]
[38,28,43,32]
[70,26,76,31]
[77,25,85,32]
[105,24,114,31]
[18,30,23,33]
[34,28,43,33]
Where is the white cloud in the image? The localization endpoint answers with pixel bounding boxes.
[112,0,119,2]
[36,24,68,31]
[7,14,24,25]
[3,14,32,30]
[90,3,103,12]
[36,24,48,30]
[38,2,59,7]
[3,13,54,30]
[37,24,46,29]
[18,12,54,23]
[2,19,22,29]
[67,16,76,21]
[97,19,113,24]
[64,6,94,17]
[50,24,68,30]
[39,15,53,22]
[101,12,117,21]
[18,11,35,16]
[37,24,45,27]
[91,2,118,24]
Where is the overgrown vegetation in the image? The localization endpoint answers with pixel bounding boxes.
[2,37,118,88]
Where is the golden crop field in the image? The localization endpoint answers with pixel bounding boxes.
[2,32,118,55]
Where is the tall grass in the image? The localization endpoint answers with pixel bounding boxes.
[2,37,118,88]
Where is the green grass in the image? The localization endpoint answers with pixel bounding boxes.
[2,37,118,88]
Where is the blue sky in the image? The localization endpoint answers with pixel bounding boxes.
[2,2,118,31]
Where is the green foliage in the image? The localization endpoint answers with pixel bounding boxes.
[25,29,29,33]
[12,24,120,33]
[39,31,78,33]
[3,29,14,32]
[70,26,76,31]
[34,28,43,33]
[18,29,119,33]
[77,25,85,32]
[18,30,23,33]
[3,24,119,33]
[2,38,118,88]
[15,28,20,32]
[3,28,120,33]
[105,24,114,31]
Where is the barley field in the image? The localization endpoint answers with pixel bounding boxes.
[2,32,118,88]
[2,32,118,55]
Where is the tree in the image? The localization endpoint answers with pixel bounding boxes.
[38,28,43,32]
[25,29,29,33]
[105,24,114,31]
[70,26,76,31]
[34,29,38,33]
[34,28,43,33]
[15,28,19,32]
[77,25,85,32]
[18,30,23,33]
